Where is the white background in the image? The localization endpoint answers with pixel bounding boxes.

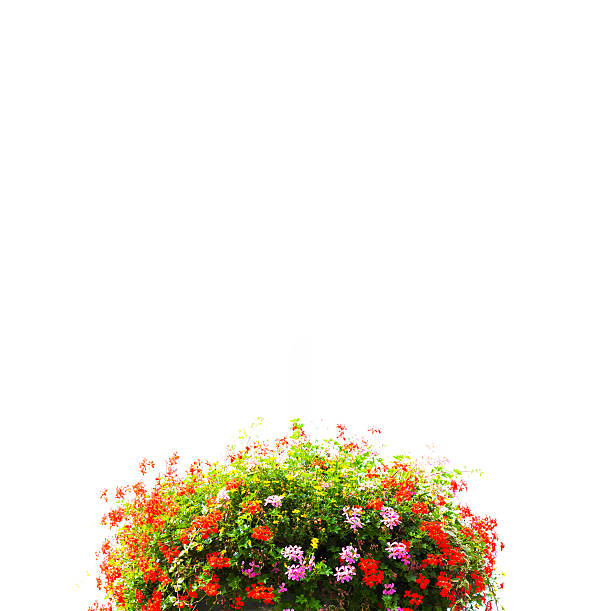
[1,2,610,610]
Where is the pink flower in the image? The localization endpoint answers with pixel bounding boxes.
[386,541,410,564]
[286,563,307,581]
[215,488,229,502]
[380,506,401,529]
[241,560,261,578]
[383,582,396,595]
[339,545,361,564]
[342,506,364,532]
[265,495,283,508]
[334,564,356,583]
[282,545,304,563]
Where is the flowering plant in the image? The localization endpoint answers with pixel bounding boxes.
[90,419,504,611]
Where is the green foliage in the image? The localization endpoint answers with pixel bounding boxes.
[91,420,504,611]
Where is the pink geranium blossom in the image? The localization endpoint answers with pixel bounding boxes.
[282,545,304,563]
[265,495,283,508]
[339,545,361,564]
[334,564,356,583]
[380,505,401,529]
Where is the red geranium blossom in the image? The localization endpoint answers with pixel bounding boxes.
[251,526,272,541]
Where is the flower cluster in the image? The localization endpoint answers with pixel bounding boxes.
[334,564,356,583]
[282,545,304,563]
[386,540,410,564]
[241,560,261,578]
[342,505,364,532]
[251,526,272,541]
[286,552,315,582]
[286,563,307,582]
[359,558,385,588]
[245,582,275,604]
[207,552,230,569]
[89,418,504,611]
[339,544,360,564]
[265,494,283,508]
[380,505,401,530]
[383,582,396,595]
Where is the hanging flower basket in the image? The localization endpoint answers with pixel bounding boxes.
[89,419,504,611]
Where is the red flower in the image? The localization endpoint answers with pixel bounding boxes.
[411,502,429,515]
[202,574,220,596]
[192,510,222,540]
[246,583,275,604]
[139,458,155,475]
[359,558,384,588]
[395,483,414,503]
[424,553,443,567]
[446,547,465,566]
[416,573,430,589]
[242,500,262,515]
[366,497,384,510]
[251,526,272,541]
[421,520,451,555]
[207,552,231,569]
[226,478,244,490]
[403,590,424,606]
[436,572,453,599]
